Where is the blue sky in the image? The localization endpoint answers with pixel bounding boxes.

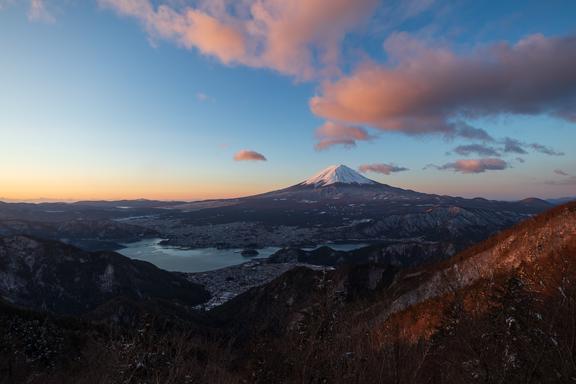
[1,0,575,201]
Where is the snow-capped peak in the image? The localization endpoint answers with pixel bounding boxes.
[302,165,377,187]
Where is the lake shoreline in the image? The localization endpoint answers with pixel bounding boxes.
[117,237,368,273]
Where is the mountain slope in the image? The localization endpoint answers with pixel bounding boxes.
[0,235,210,315]
[376,200,576,321]
[206,202,576,383]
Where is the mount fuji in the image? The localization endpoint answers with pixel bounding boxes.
[300,164,377,186]
[145,165,551,251]
[243,164,425,202]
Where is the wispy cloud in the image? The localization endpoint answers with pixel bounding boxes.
[450,138,563,159]
[233,150,267,161]
[501,137,564,156]
[452,144,501,157]
[529,143,564,156]
[543,168,576,186]
[196,92,212,102]
[448,124,495,142]
[546,176,576,186]
[427,158,509,173]
[502,137,527,154]
[358,163,408,175]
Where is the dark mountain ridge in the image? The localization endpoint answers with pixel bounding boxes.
[0,235,209,315]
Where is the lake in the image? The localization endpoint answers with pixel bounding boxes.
[118,238,368,272]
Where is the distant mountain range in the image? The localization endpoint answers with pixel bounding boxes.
[547,196,576,205]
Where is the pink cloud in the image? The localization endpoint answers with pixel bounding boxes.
[554,169,569,176]
[99,0,247,64]
[358,163,408,175]
[429,158,509,174]
[249,0,378,79]
[314,121,373,150]
[233,150,267,161]
[99,0,378,80]
[310,33,576,137]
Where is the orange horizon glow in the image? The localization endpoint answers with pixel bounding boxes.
[0,180,285,202]
[1,176,571,203]
[0,187,275,202]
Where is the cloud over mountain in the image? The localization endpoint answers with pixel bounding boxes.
[429,158,509,174]
[358,163,408,175]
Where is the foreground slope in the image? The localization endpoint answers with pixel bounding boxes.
[209,202,576,382]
